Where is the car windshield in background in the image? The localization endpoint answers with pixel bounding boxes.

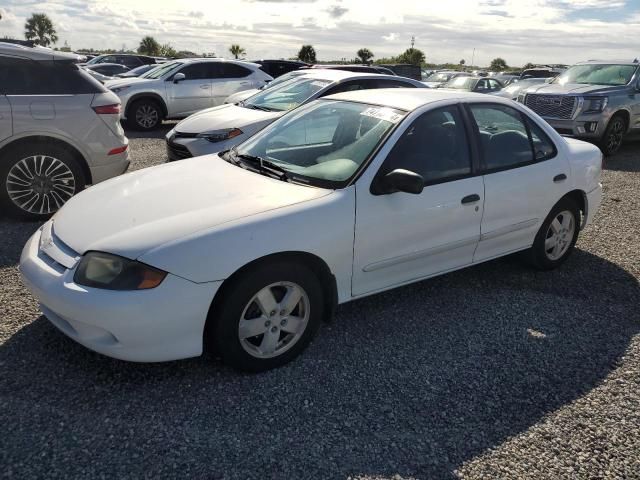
[243,78,331,112]
[264,70,308,89]
[444,77,475,89]
[425,73,452,82]
[555,64,638,86]
[232,100,404,187]
[140,61,181,79]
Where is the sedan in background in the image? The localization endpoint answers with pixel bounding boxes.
[115,64,159,78]
[422,71,465,88]
[490,77,548,100]
[84,63,131,77]
[166,70,424,160]
[21,89,602,372]
[441,76,504,93]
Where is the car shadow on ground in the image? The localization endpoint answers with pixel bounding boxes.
[123,120,178,140]
[1,248,638,478]
[603,133,640,173]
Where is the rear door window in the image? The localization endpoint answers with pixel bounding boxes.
[222,64,252,78]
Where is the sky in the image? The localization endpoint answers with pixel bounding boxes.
[0,0,638,66]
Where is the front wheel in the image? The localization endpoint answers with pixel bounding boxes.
[209,261,324,372]
[599,115,626,156]
[127,99,163,131]
[527,197,580,270]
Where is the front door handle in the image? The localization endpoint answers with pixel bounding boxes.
[553,173,567,183]
[461,194,481,205]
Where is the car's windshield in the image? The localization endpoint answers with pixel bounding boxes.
[232,100,405,187]
[425,73,452,82]
[243,77,332,112]
[85,56,104,65]
[444,77,475,89]
[141,61,181,79]
[554,64,638,86]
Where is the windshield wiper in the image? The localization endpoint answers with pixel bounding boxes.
[234,152,290,181]
[244,103,275,112]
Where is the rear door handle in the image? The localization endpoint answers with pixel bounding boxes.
[461,194,481,205]
[553,174,567,183]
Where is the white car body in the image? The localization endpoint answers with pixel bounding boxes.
[166,70,425,160]
[0,43,129,217]
[104,58,273,123]
[20,89,602,364]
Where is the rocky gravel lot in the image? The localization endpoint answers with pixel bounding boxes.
[1,125,639,479]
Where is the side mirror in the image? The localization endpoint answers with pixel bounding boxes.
[375,169,424,195]
[173,72,186,84]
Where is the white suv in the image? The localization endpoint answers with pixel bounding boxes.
[105,58,273,130]
[0,43,129,220]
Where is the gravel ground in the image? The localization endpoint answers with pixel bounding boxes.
[1,125,639,479]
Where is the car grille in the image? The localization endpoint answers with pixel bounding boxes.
[166,139,192,161]
[524,94,577,119]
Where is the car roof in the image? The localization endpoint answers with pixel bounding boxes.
[323,88,492,111]
[0,43,82,62]
[295,69,410,83]
[174,57,261,68]
[577,60,639,66]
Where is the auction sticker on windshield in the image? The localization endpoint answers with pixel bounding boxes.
[360,107,403,123]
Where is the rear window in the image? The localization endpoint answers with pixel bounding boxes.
[0,57,106,95]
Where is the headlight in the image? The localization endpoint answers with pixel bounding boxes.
[74,252,167,290]
[582,96,608,114]
[196,128,243,143]
[110,86,130,94]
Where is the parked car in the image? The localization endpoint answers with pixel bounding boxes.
[223,69,313,105]
[520,66,564,80]
[518,60,640,155]
[115,64,159,78]
[491,77,548,100]
[84,69,116,84]
[304,64,397,75]
[105,58,273,130]
[441,76,503,93]
[166,70,424,160]
[380,64,422,80]
[85,54,157,69]
[492,74,520,86]
[422,71,465,88]
[254,59,308,78]
[84,63,131,77]
[20,89,602,371]
[0,43,129,219]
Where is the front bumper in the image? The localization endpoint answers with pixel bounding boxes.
[19,228,221,362]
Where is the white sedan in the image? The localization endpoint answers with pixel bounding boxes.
[20,89,603,372]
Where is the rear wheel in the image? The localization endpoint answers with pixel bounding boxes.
[527,197,580,270]
[599,114,626,156]
[127,99,163,130]
[208,261,324,372]
[0,141,85,220]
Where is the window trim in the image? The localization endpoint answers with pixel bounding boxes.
[463,102,558,175]
[369,103,478,193]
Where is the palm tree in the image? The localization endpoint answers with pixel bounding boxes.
[397,48,425,66]
[229,44,246,59]
[138,36,160,56]
[356,48,374,64]
[297,45,316,64]
[24,13,58,47]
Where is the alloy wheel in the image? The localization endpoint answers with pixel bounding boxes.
[544,210,575,261]
[238,282,310,359]
[606,119,624,153]
[135,104,159,129]
[6,155,76,215]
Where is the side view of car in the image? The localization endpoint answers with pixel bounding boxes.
[491,77,548,100]
[441,76,504,93]
[166,70,425,160]
[84,54,158,69]
[84,63,131,77]
[106,58,273,130]
[0,43,129,219]
[422,71,465,88]
[519,60,640,155]
[20,89,602,372]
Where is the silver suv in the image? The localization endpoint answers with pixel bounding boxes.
[105,58,273,130]
[0,44,129,220]
[519,60,640,155]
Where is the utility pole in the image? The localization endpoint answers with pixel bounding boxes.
[411,36,415,49]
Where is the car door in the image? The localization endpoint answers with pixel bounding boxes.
[467,102,570,262]
[210,63,254,106]
[166,63,212,117]
[0,57,14,141]
[352,104,484,296]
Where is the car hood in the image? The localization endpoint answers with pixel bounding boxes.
[103,77,153,89]
[225,89,260,104]
[53,155,331,261]
[524,82,630,95]
[175,104,282,134]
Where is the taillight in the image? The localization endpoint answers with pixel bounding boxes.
[108,145,128,155]
[93,104,121,115]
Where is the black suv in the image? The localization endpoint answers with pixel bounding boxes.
[253,60,308,78]
[85,54,157,69]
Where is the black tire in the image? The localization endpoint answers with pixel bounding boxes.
[208,261,324,372]
[0,141,86,221]
[527,197,580,271]
[126,98,163,131]
[599,114,626,156]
